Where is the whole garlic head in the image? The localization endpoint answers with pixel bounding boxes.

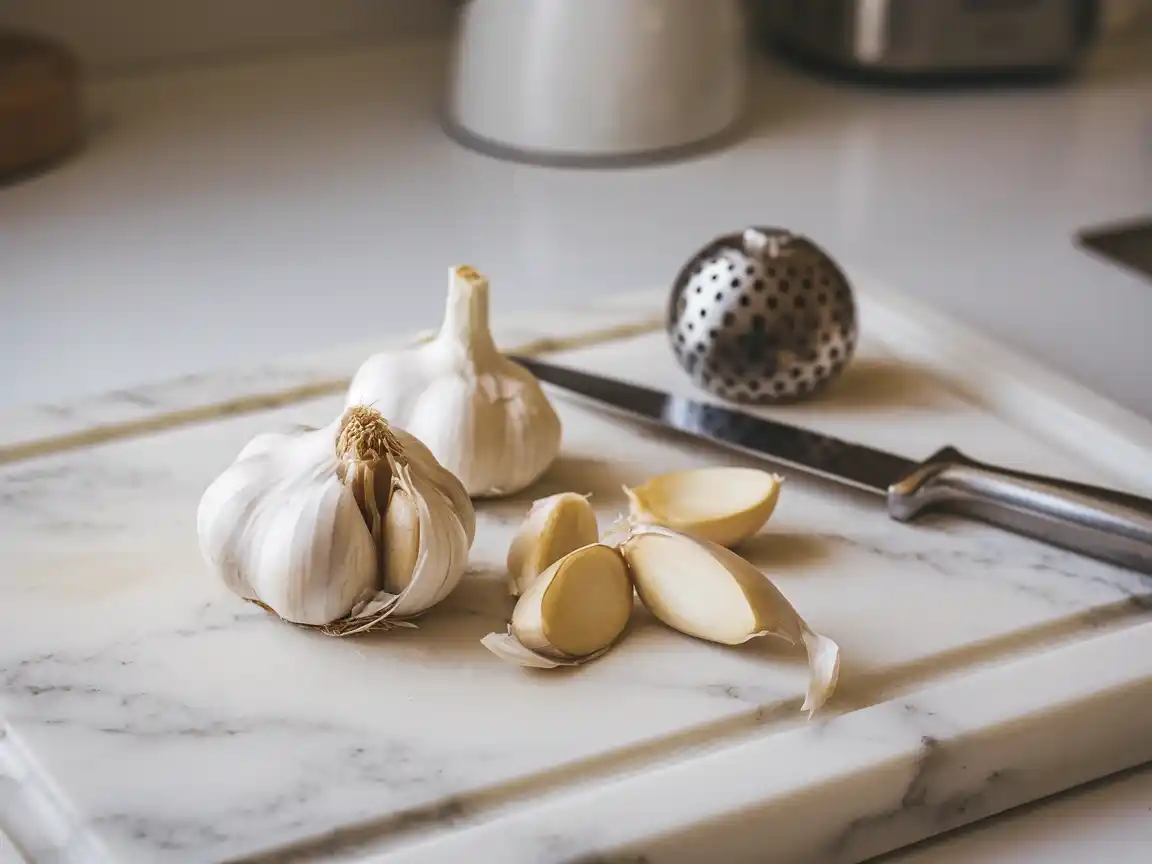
[196,406,475,634]
[345,266,562,498]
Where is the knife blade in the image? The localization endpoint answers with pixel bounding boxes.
[512,355,1152,575]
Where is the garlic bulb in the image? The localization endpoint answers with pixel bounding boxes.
[624,467,783,548]
[197,406,475,635]
[346,266,562,498]
[482,544,633,669]
[506,492,599,596]
[619,525,839,715]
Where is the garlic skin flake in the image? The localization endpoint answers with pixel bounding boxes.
[346,266,562,499]
[483,544,633,669]
[506,492,599,596]
[624,467,783,548]
[619,525,839,715]
[197,406,475,634]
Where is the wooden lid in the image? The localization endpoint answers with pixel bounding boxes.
[0,30,84,180]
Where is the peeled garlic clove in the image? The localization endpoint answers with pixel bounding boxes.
[483,544,633,668]
[346,266,562,499]
[620,525,839,715]
[506,492,599,596]
[624,467,783,548]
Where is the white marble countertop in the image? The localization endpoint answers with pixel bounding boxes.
[1,32,1151,864]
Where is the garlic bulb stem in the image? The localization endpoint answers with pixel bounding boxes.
[345,266,563,498]
[438,266,496,358]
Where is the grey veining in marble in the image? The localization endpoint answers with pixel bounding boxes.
[0,328,1150,863]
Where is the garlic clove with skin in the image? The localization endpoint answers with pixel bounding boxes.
[232,422,476,548]
[624,467,783,548]
[506,492,600,596]
[382,486,420,594]
[346,266,562,499]
[197,406,474,635]
[619,525,839,715]
[482,544,634,669]
[388,424,477,546]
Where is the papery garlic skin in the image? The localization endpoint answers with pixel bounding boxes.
[624,467,782,548]
[196,407,475,631]
[391,425,477,547]
[619,525,839,715]
[380,459,470,619]
[506,492,599,596]
[345,266,562,498]
[197,423,378,625]
[235,423,475,548]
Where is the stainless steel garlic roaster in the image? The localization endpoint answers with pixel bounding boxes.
[667,227,858,404]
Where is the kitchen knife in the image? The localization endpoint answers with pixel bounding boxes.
[512,356,1152,575]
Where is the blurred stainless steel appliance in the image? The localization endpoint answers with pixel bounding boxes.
[755,0,1113,77]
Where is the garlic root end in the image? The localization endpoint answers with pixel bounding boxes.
[800,628,841,717]
[481,630,569,669]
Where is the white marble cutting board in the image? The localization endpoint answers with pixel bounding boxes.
[1,276,1151,864]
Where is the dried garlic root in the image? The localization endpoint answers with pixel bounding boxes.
[624,467,783,548]
[506,493,599,596]
[482,544,633,669]
[619,525,839,715]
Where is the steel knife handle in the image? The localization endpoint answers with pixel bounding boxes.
[888,446,1152,574]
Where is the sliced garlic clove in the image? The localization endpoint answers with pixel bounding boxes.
[484,544,633,668]
[624,467,783,549]
[382,485,420,594]
[506,492,599,596]
[620,525,839,715]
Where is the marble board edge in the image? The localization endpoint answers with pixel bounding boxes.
[220,619,1152,864]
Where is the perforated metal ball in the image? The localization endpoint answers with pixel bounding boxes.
[667,227,857,404]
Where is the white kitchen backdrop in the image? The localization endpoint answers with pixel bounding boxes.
[2,0,1149,73]
[0,0,457,72]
